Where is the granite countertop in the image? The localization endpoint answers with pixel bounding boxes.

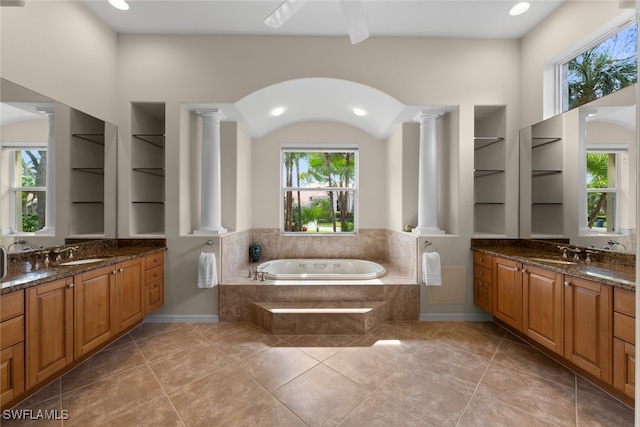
[471,240,635,292]
[1,239,166,295]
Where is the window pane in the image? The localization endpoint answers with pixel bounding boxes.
[282,150,357,233]
[283,190,355,232]
[586,152,616,232]
[14,190,46,232]
[15,149,47,187]
[562,23,637,112]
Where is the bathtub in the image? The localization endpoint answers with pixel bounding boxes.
[256,259,386,280]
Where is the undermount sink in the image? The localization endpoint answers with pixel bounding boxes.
[527,257,577,265]
[59,258,108,266]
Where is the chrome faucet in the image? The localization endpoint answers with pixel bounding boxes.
[607,240,627,252]
[53,246,79,263]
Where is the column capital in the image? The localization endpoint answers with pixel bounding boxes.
[36,106,55,116]
[414,110,445,124]
[195,108,226,121]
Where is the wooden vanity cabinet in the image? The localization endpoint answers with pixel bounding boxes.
[564,275,612,383]
[613,288,635,399]
[144,252,164,314]
[492,257,522,331]
[523,265,563,355]
[26,278,74,389]
[473,252,493,313]
[74,265,117,358]
[1,290,25,406]
[116,258,145,331]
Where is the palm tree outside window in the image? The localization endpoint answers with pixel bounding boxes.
[281,147,357,234]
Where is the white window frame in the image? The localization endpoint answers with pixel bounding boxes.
[583,147,626,236]
[5,142,48,234]
[280,144,359,235]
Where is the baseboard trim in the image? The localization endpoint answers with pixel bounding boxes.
[419,313,493,322]
[143,314,219,323]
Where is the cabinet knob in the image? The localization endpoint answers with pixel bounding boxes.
[154,283,159,288]
[154,272,158,277]
[112,270,117,275]
[154,257,158,262]
[564,281,571,287]
[119,268,124,272]
[68,283,74,289]
[479,257,483,262]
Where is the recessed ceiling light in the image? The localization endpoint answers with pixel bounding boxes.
[509,2,530,16]
[271,106,285,117]
[353,107,366,117]
[108,0,130,11]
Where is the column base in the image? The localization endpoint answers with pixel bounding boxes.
[194,227,227,235]
[412,226,445,235]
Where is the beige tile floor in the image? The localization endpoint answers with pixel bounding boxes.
[5,321,635,426]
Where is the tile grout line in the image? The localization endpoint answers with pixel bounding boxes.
[454,332,505,427]
[124,330,189,427]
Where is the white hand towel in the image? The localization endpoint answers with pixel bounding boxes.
[422,252,442,286]
[197,252,217,288]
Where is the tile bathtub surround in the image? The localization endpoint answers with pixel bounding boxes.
[220,228,418,283]
[5,321,633,426]
[218,284,420,322]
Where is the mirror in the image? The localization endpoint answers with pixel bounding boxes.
[0,78,117,252]
[520,85,636,254]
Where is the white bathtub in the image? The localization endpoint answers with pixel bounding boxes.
[256,259,386,280]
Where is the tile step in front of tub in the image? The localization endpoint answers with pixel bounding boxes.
[251,301,389,335]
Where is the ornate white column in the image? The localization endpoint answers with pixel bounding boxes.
[412,110,445,235]
[194,108,227,235]
[36,106,55,234]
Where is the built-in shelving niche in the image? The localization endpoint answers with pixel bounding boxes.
[530,118,563,237]
[473,106,507,236]
[131,103,165,236]
[70,110,106,236]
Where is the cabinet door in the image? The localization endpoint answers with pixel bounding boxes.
[0,343,24,406]
[116,258,144,331]
[493,257,522,331]
[564,276,612,383]
[613,338,635,399]
[75,265,117,358]
[523,265,563,355]
[473,280,492,313]
[26,278,74,389]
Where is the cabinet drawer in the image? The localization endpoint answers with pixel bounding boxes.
[145,265,164,284]
[145,253,164,271]
[614,288,635,318]
[614,312,635,344]
[0,315,24,350]
[0,291,24,322]
[474,265,493,284]
[473,252,493,269]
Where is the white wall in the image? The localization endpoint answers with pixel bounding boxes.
[2,1,632,318]
[0,2,118,124]
[520,1,633,127]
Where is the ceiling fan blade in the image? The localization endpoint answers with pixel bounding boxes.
[264,0,308,29]
[340,0,369,44]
